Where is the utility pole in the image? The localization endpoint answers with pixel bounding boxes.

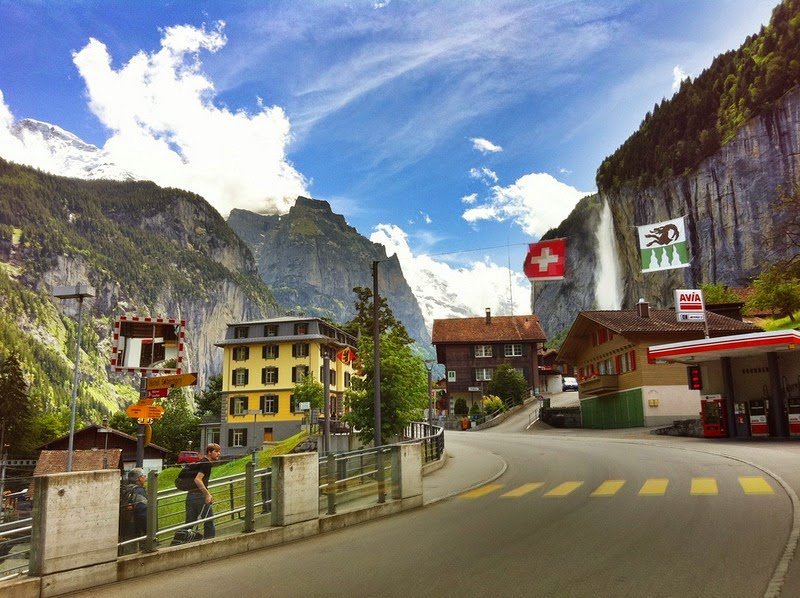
[372,261,385,503]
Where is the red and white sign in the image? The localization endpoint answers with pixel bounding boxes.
[674,289,706,322]
[523,239,567,281]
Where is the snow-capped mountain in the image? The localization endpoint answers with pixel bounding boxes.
[8,119,135,181]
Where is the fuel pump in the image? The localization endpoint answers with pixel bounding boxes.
[748,400,769,437]
[700,395,728,438]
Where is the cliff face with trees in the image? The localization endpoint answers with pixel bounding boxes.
[535,0,800,336]
[0,158,278,429]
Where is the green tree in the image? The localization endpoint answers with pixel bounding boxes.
[747,261,800,321]
[343,329,428,444]
[29,407,72,449]
[341,286,412,344]
[487,363,528,406]
[108,410,137,435]
[195,374,223,419]
[151,390,200,455]
[701,283,741,304]
[292,373,324,410]
[0,353,35,453]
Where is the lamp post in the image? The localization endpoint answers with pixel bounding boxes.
[53,284,95,472]
[98,416,110,469]
[245,409,260,463]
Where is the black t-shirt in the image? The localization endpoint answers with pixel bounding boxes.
[189,457,213,491]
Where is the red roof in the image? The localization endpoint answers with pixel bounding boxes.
[432,314,546,344]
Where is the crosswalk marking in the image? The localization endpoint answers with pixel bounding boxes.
[691,477,719,495]
[544,481,583,497]
[460,483,504,499]
[591,480,626,497]
[638,478,669,496]
[739,476,775,495]
[501,483,544,498]
[458,476,777,499]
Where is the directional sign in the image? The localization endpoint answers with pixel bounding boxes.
[145,372,198,391]
[126,404,165,419]
[146,388,169,399]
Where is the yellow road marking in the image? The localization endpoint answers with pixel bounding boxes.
[501,483,544,498]
[591,480,626,497]
[639,478,669,496]
[739,476,774,495]
[691,477,719,495]
[460,483,504,499]
[543,481,584,497]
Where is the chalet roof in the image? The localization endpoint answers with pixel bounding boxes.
[36,424,170,454]
[578,309,760,335]
[557,308,761,363]
[432,314,546,344]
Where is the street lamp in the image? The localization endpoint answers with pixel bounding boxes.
[53,284,95,473]
[245,409,260,463]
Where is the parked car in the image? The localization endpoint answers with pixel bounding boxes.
[177,450,200,464]
[562,376,579,392]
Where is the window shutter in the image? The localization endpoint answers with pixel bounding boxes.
[260,395,265,412]
[244,347,250,360]
[615,355,622,373]
[290,395,295,413]
[244,369,249,385]
[242,429,248,445]
[630,350,636,370]
[274,345,279,358]
[232,371,236,386]
[275,396,280,413]
[229,398,235,415]
[292,366,297,382]
[261,368,266,384]
[228,429,233,446]
[292,344,297,357]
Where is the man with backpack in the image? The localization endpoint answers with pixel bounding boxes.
[183,443,221,539]
[120,468,147,554]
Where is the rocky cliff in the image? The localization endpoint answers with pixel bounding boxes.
[228,197,431,345]
[605,85,800,309]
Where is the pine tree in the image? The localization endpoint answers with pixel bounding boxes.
[0,353,34,453]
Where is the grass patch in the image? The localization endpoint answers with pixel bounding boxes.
[154,431,310,533]
[755,313,800,331]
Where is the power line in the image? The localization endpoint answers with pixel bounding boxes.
[419,241,530,259]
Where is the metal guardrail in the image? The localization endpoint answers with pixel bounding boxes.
[1,423,446,572]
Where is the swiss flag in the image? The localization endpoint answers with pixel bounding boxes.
[523,238,567,281]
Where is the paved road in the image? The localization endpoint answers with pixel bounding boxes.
[72,399,799,597]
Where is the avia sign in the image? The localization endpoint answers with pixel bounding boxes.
[674,289,706,322]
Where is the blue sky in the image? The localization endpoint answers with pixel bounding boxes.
[0,0,778,324]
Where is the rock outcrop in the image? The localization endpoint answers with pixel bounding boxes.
[228,197,431,345]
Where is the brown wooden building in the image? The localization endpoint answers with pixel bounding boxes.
[37,424,170,471]
[432,309,547,410]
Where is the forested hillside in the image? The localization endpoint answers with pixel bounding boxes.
[597,0,800,191]
[0,159,278,451]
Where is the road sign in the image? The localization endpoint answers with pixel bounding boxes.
[146,388,169,399]
[126,404,165,419]
[145,372,198,390]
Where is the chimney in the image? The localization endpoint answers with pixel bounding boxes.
[636,298,650,318]
[485,308,491,324]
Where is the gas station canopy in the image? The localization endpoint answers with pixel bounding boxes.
[648,330,800,364]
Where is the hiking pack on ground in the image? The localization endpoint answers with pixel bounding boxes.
[175,464,198,491]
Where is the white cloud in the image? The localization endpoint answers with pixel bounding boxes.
[469,166,498,185]
[64,21,307,216]
[419,211,432,224]
[462,172,591,238]
[461,192,478,205]
[370,224,531,331]
[470,137,503,154]
[672,65,689,91]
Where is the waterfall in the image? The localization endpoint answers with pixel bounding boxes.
[595,199,623,309]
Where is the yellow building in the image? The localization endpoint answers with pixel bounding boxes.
[215,316,356,456]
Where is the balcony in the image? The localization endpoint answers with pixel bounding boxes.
[579,374,619,395]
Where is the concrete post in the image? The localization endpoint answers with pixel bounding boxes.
[30,469,120,596]
[271,452,319,527]
[390,443,423,508]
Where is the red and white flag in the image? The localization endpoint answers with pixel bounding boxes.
[336,347,356,364]
[523,238,567,281]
